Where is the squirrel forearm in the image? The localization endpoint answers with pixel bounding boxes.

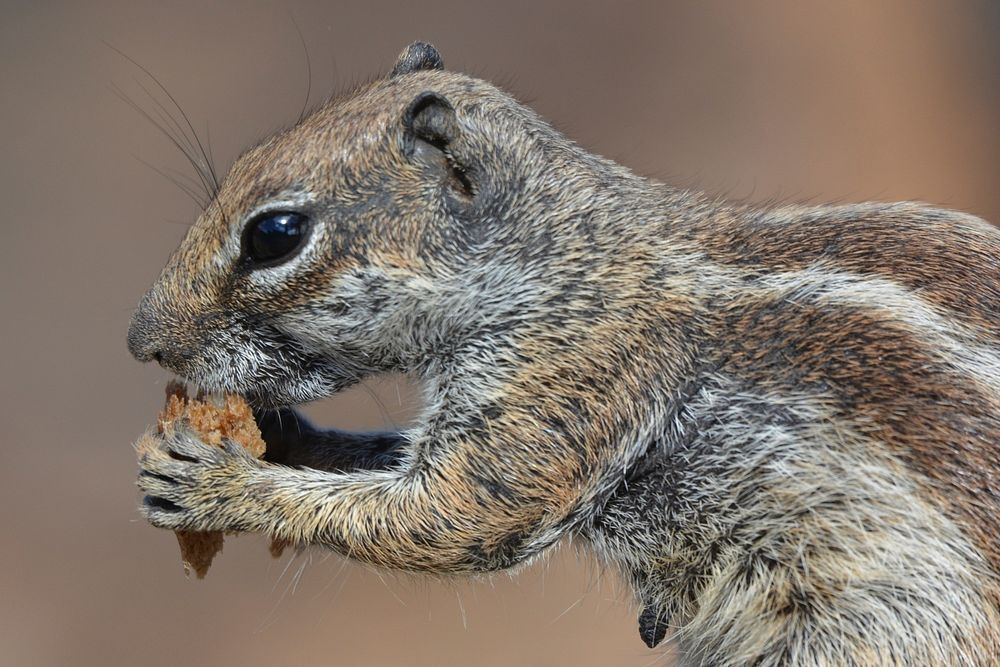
[275,429,404,472]
[240,439,577,572]
[257,408,405,472]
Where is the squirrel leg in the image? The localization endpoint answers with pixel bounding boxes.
[139,415,584,573]
[255,408,404,472]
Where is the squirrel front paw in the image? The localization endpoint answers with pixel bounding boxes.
[136,425,262,532]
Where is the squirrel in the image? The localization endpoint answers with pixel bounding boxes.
[128,42,1000,665]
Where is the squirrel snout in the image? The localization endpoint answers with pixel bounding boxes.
[127,293,222,375]
[127,303,164,364]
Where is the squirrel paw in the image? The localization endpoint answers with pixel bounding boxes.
[136,425,261,532]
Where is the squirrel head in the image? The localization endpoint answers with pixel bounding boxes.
[127,42,588,407]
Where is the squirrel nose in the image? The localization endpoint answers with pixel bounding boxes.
[127,298,164,363]
[127,320,162,363]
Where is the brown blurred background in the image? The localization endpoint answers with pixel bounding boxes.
[1,2,997,666]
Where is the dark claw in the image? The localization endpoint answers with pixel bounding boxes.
[638,603,668,648]
[140,471,177,484]
[162,429,224,464]
[144,495,183,513]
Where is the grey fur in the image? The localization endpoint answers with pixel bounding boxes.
[130,43,1000,665]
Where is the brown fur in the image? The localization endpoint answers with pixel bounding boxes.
[129,43,1000,665]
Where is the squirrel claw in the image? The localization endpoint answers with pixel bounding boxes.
[638,603,668,649]
[136,425,257,532]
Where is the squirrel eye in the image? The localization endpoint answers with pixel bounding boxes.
[242,211,309,266]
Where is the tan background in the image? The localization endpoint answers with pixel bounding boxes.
[2,2,997,666]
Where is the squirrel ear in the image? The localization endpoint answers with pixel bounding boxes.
[390,42,444,78]
[402,91,459,157]
[401,91,473,198]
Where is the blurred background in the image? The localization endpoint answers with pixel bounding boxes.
[1,2,998,665]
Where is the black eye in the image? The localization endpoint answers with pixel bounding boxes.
[242,211,310,266]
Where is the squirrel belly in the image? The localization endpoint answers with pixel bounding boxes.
[129,42,1000,665]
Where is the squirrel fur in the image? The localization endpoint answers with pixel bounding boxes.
[128,42,1000,665]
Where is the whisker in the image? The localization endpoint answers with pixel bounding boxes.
[314,556,354,629]
[203,126,219,193]
[255,543,307,634]
[289,13,313,124]
[288,407,303,438]
[133,79,215,199]
[289,550,311,596]
[110,83,214,206]
[130,153,209,209]
[150,162,210,203]
[360,378,398,431]
[133,79,201,168]
[104,41,221,195]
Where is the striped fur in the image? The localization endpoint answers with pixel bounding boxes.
[129,43,999,664]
